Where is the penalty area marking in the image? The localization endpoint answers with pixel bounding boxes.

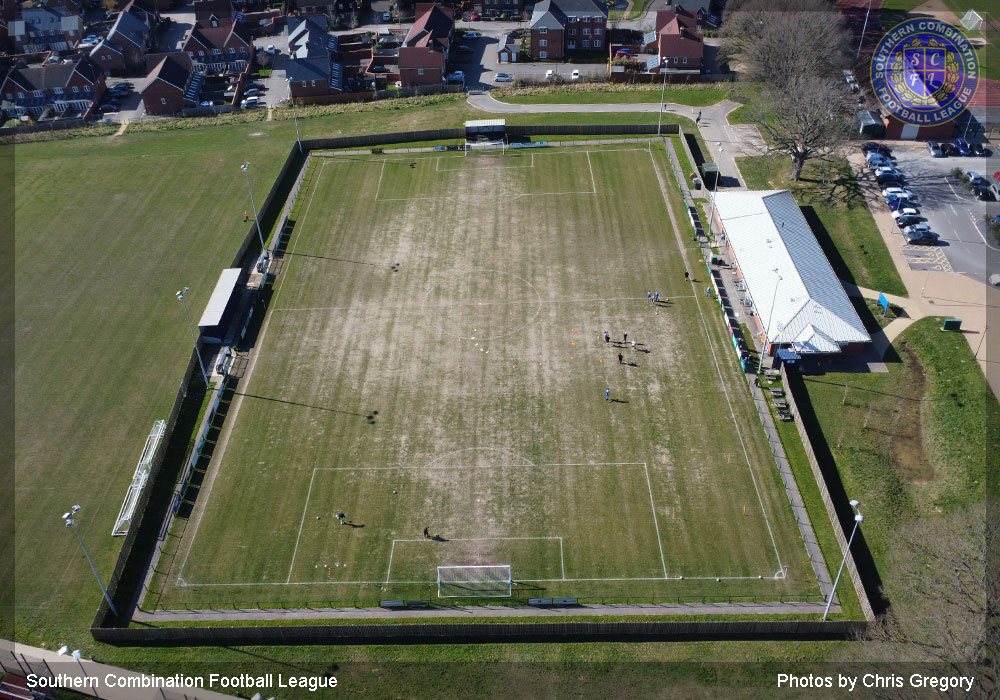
[385,536,565,584]
[435,153,535,172]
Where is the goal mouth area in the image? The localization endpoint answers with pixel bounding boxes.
[437,565,512,598]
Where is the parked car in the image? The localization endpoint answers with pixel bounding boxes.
[874,166,905,181]
[883,186,916,200]
[470,9,480,19]
[902,223,931,236]
[877,178,903,190]
[382,11,391,20]
[975,186,996,201]
[494,72,513,82]
[866,153,892,168]
[456,45,474,54]
[862,142,892,157]
[971,143,986,156]
[926,141,944,157]
[892,206,919,219]
[243,87,260,96]
[887,195,912,211]
[463,31,481,38]
[100,103,120,112]
[266,44,276,55]
[941,143,958,156]
[895,214,922,228]
[571,69,581,80]
[241,96,261,108]
[445,71,464,82]
[903,231,939,245]
[247,82,265,91]
[954,138,972,156]
[614,48,631,58]
[966,171,986,186]
[371,64,390,73]
[545,69,555,80]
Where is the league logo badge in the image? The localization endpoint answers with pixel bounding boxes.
[871,18,979,126]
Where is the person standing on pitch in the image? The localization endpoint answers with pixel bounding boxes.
[654,291,659,303]
[623,332,628,344]
[618,353,623,364]
[337,512,346,525]
[605,388,610,401]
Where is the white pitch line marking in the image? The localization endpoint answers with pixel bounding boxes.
[287,468,319,583]
[374,160,386,202]
[644,462,668,579]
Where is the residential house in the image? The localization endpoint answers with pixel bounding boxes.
[141,52,198,114]
[476,0,523,20]
[285,15,336,97]
[1,56,104,118]
[11,6,84,53]
[664,0,718,29]
[497,31,521,63]
[649,7,703,71]
[529,0,607,61]
[193,0,234,22]
[296,0,337,19]
[89,0,157,74]
[398,2,453,87]
[182,16,253,73]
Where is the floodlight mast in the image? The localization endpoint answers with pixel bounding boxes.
[241,162,267,258]
[62,505,118,617]
[176,287,210,386]
[823,499,863,620]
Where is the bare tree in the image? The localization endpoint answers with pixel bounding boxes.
[859,504,998,700]
[721,0,851,85]
[754,74,853,181]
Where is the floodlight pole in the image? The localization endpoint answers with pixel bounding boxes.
[176,287,210,386]
[62,506,118,617]
[656,57,668,137]
[241,162,267,257]
[823,500,863,620]
[287,79,302,153]
[757,269,782,374]
[856,0,873,58]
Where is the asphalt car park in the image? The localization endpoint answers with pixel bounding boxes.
[864,141,1000,283]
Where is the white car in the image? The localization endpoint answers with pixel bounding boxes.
[241,96,261,108]
[883,186,916,200]
[545,69,555,80]
[874,166,904,180]
[571,69,581,80]
[891,207,919,219]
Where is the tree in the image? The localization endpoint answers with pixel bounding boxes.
[721,0,850,86]
[860,504,998,700]
[755,74,853,181]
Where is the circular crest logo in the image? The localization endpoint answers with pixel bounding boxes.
[870,18,979,126]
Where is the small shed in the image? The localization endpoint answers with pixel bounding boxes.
[700,162,719,188]
[497,33,521,63]
[197,268,243,344]
[856,110,886,137]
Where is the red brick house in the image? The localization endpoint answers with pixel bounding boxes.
[398,2,453,87]
[182,16,253,73]
[475,0,523,20]
[11,5,84,53]
[0,56,104,118]
[89,0,157,74]
[529,0,607,61]
[193,0,234,22]
[285,15,335,98]
[140,53,198,115]
[649,7,703,71]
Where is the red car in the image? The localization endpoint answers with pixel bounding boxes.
[470,9,480,19]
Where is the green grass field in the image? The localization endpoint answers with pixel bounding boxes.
[146,147,818,609]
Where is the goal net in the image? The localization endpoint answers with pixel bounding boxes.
[437,565,512,598]
[961,9,983,30]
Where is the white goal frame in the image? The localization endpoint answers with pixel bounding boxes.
[437,564,512,598]
[112,419,166,536]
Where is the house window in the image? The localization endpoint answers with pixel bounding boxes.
[417,68,424,75]
[4,93,10,100]
[538,27,547,34]
[229,47,236,54]
[72,86,79,93]
[188,51,194,57]
[567,42,575,49]
[32,90,42,97]
[54,87,62,94]
[594,39,601,47]
[161,98,166,104]
[213,48,222,54]
[311,80,316,86]
[683,56,687,64]
[302,81,307,87]
[582,39,589,48]
[539,39,547,47]
[568,28,575,35]
[594,28,602,35]
[539,51,547,58]
[198,50,205,56]
[582,27,590,35]
[17,92,24,99]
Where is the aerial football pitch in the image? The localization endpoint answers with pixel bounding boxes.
[150,145,821,607]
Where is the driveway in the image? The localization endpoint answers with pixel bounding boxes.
[157,0,195,52]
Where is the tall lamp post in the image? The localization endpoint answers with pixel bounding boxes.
[241,162,267,259]
[62,505,118,617]
[856,0,873,58]
[176,287,210,386]
[757,269,782,374]
[824,500,864,620]
[287,79,302,153]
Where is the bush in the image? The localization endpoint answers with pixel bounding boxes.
[951,166,966,182]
